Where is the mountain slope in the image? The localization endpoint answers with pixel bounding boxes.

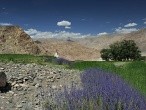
[75,29,146,56]
[0,26,41,54]
[36,38,100,61]
[36,28,146,60]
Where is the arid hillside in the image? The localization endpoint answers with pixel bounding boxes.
[0,26,41,54]
[76,29,146,52]
[36,28,146,60]
[36,38,100,61]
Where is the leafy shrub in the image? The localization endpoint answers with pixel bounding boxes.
[55,68,146,110]
[100,49,111,61]
[101,40,141,61]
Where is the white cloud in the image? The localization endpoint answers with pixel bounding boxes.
[25,28,38,35]
[0,23,12,26]
[115,27,138,34]
[25,29,90,38]
[57,20,71,29]
[124,23,137,27]
[144,21,146,24]
[65,26,71,29]
[97,32,108,36]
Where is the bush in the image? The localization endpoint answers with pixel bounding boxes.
[100,49,111,61]
[53,57,71,65]
[101,40,141,61]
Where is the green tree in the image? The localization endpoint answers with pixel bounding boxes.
[100,40,141,61]
[100,49,111,61]
[109,42,122,61]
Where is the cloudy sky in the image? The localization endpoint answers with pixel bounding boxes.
[0,0,146,38]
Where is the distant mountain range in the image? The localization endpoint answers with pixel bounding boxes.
[75,28,146,54]
[0,26,146,60]
[36,28,146,60]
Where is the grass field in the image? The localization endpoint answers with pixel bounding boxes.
[0,54,146,109]
[0,54,56,64]
[69,61,146,96]
[0,54,145,95]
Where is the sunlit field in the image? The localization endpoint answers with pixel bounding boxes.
[0,54,146,109]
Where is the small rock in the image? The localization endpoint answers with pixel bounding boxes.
[56,76,61,79]
[14,84,19,88]
[21,101,26,103]
[47,76,53,79]
[23,77,29,82]
[11,81,16,86]
[8,91,14,94]
[52,85,57,89]
[47,79,55,82]
[31,82,37,86]
[35,83,41,88]
[19,84,28,87]
[0,107,4,110]
[16,104,23,108]
[16,79,23,83]
[59,85,63,88]
[35,100,40,105]
[0,68,4,70]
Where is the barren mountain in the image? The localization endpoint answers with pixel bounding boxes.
[0,26,40,54]
[36,38,100,61]
[36,28,146,60]
[73,29,146,56]
[123,29,146,53]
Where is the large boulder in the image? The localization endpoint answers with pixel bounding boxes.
[0,72,7,87]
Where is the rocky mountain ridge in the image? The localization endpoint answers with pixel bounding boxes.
[0,26,41,54]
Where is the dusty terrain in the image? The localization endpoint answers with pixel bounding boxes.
[0,62,82,110]
[36,38,100,61]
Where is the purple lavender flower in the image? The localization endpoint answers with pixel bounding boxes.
[56,68,146,110]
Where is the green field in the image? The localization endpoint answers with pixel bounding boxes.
[69,61,146,96]
[0,54,146,96]
[0,54,56,64]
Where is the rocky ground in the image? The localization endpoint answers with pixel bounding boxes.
[0,62,82,110]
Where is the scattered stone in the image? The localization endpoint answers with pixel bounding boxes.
[0,68,5,70]
[16,104,23,108]
[8,91,14,94]
[0,62,82,110]
[35,83,41,88]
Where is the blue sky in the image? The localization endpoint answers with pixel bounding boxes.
[0,0,146,38]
